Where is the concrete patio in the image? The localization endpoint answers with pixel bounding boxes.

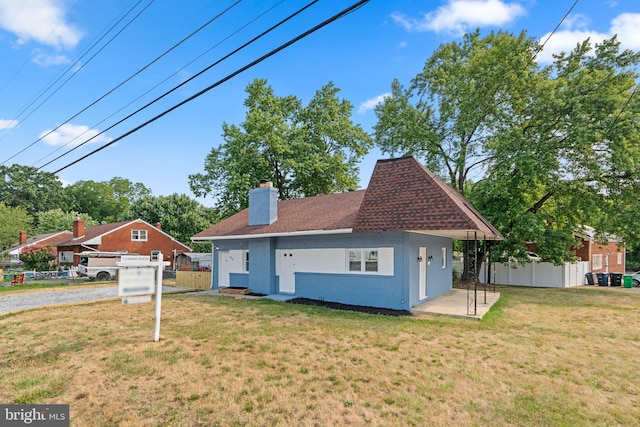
[411,288,500,319]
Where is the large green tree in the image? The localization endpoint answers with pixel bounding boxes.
[0,164,67,216]
[0,202,31,251]
[126,194,218,251]
[65,177,151,223]
[189,79,372,216]
[34,209,99,234]
[374,30,640,268]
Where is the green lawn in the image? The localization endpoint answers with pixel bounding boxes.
[0,285,638,426]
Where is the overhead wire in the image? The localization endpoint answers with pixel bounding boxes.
[35,0,323,170]
[0,0,155,148]
[0,0,83,97]
[47,0,371,177]
[32,0,286,168]
[3,0,243,167]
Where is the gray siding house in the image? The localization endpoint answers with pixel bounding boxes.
[192,157,502,310]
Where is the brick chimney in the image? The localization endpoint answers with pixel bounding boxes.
[155,222,162,230]
[248,180,278,226]
[73,216,85,239]
[19,231,27,245]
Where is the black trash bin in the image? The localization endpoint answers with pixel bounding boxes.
[610,273,622,287]
[596,273,609,287]
[585,272,595,285]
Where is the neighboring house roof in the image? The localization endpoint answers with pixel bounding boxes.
[2,231,73,255]
[575,225,624,243]
[56,218,191,251]
[193,156,503,241]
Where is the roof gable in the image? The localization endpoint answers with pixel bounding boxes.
[353,157,502,240]
[192,157,503,241]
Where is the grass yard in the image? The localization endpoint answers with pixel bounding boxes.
[1,285,639,426]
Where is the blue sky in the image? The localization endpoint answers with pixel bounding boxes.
[1,0,639,207]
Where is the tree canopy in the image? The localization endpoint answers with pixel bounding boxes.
[374,30,640,263]
[189,79,372,217]
[0,203,31,251]
[64,177,151,223]
[34,209,99,235]
[0,164,67,216]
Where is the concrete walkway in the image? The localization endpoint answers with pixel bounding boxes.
[411,288,500,319]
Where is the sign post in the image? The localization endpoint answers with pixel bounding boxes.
[117,253,170,342]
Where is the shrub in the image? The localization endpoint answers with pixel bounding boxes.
[20,245,56,271]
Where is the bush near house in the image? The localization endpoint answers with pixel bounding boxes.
[19,245,55,271]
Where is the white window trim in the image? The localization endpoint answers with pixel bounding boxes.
[243,251,250,273]
[131,229,148,242]
[592,254,603,270]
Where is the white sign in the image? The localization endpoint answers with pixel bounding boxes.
[117,252,170,342]
[118,267,156,297]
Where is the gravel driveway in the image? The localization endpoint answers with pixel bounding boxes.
[0,285,192,315]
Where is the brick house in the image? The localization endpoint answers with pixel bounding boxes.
[192,157,503,310]
[574,228,625,274]
[2,231,73,265]
[56,218,191,268]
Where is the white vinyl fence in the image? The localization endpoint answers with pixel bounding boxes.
[480,261,590,288]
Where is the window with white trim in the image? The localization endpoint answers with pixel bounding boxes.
[592,254,603,270]
[151,250,160,262]
[617,252,622,265]
[131,229,148,241]
[244,251,250,272]
[348,249,378,273]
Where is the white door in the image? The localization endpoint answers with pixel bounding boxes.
[279,252,296,293]
[419,247,427,299]
[218,251,231,287]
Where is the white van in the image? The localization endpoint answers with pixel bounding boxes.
[78,252,137,281]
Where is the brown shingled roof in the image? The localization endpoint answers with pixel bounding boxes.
[193,157,503,241]
[353,157,503,240]
[192,190,366,239]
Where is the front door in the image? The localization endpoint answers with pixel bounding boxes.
[419,247,427,300]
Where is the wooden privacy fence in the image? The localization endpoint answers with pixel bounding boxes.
[176,271,212,290]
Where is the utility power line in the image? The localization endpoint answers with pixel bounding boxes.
[1,0,242,166]
[48,0,370,176]
[36,0,323,170]
[31,0,286,168]
[0,0,155,148]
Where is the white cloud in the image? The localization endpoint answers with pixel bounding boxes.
[0,118,18,130]
[392,0,526,36]
[0,0,82,49]
[39,123,111,147]
[358,93,391,114]
[537,13,640,63]
[32,52,70,67]
[611,13,640,50]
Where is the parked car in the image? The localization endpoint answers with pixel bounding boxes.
[632,271,640,287]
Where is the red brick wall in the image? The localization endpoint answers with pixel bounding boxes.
[98,222,189,268]
[590,241,625,274]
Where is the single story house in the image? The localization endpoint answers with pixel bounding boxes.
[56,218,191,269]
[192,157,503,310]
[1,230,73,266]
